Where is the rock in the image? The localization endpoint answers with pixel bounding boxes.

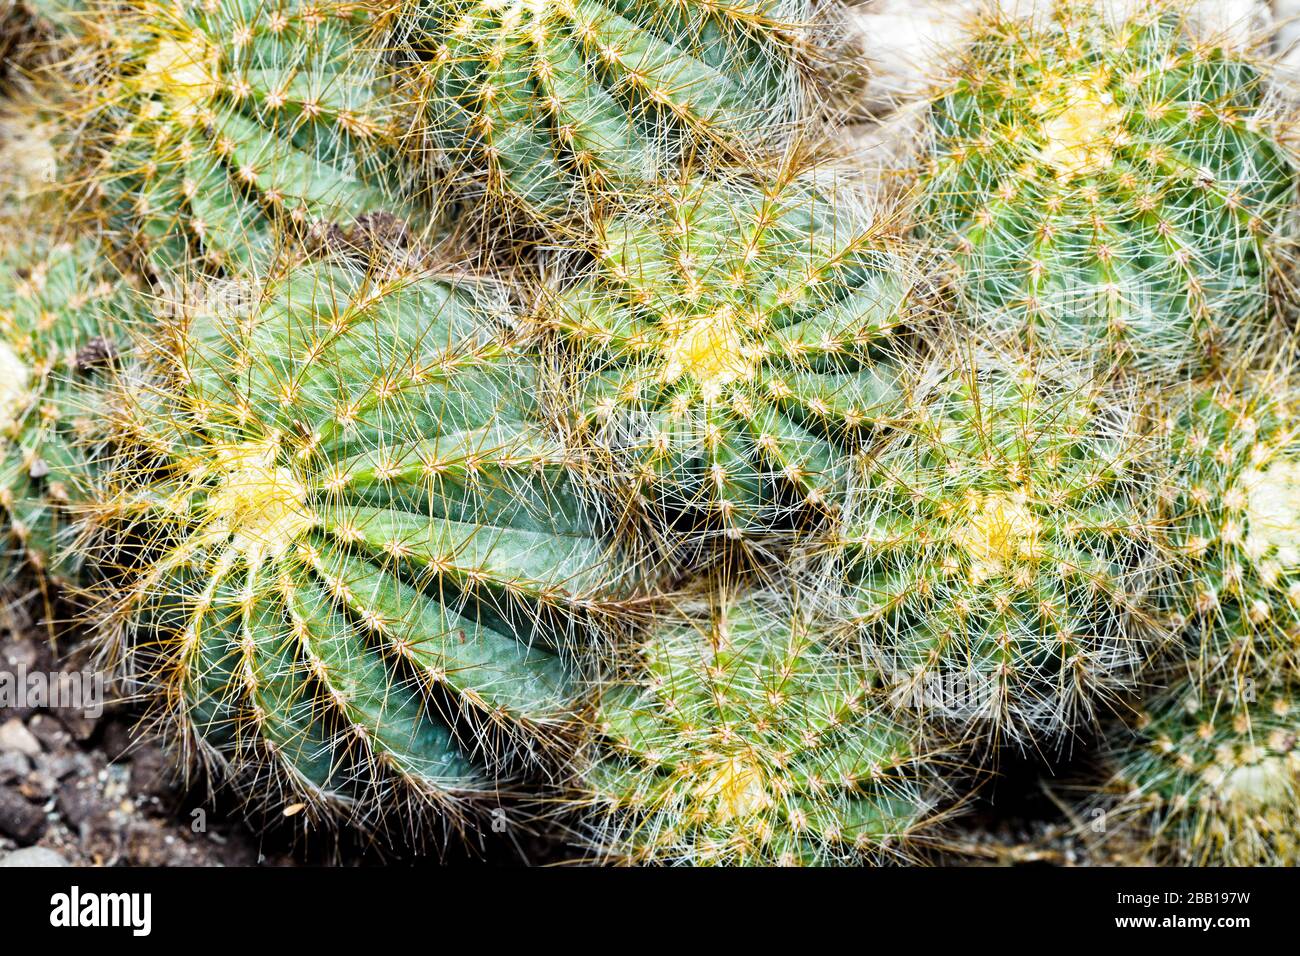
[38,750,88,782]
[56,707,101,743]
[0,634,42,672]
[25,714,69,752]
[56,776,106,829]
[0,718,41,758]
[99,716,135,762]
[129,745,175,801]
[848,0,982,113]
[0,750,31,784]
[16,767,56,801]
[0,846,68,867]
[0,786,47,844]
[1277,0,1300,69]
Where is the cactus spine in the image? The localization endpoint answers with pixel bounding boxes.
[584,589,945,865]
[918,1,1295,375]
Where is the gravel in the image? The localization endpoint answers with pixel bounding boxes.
[0,598,289,867]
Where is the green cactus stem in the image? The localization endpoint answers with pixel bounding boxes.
[827,351,1166,744]
[918,0,1295,375]
[583,588,946,865]
[1155,366,1300,686]
[91,0,406,276]
[376,0,811,222]
[92,257,633,826]
[1101,678,1299,865]
[0,237,135,584]
[544,171,915,544]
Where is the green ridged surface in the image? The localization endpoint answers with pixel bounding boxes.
[104,260,627,814]
[585,591,940,865]
[1157,371,1300,685]
[920,1,1294,373]
[832,356,1160,742]
[0,238,134,583]
[1106,680,1299,865]
[96,0,402,275]
[550,174,913,540]
[382,0,807,218]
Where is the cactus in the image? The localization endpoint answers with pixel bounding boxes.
[544,172,915,543]
[583,588,946,865]
[92,258,632,825]
[825,352,1165,744]
[918,0,1295,375]
[1100,678,1299,865]
[90,0,405,276]
[376,0,810,222]
[0,237,136,584]
[1154,366,1300,686]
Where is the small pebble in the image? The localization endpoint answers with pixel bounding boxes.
[0,846,68,867]
[0,719,41,758]
[0,786,48,845]
[0,750,31,784]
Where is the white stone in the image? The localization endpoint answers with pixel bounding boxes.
[0,718,42,758]
[1275,0,1300,71]
[0,847,69,867]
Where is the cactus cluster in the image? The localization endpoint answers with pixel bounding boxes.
[919,1,1293,375]
[2,0,1300,867]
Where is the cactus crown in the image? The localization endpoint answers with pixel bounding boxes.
[0,238,134,581]
[831,354,1162,742]
[1157,368,1300,680]
[547,172,914,540]
[92,0,401,274]
[95,259,630,822]
[585,589,943,865]
[1109,682,1300,865]
[376,0,809,220]
[919,0,1295,374]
